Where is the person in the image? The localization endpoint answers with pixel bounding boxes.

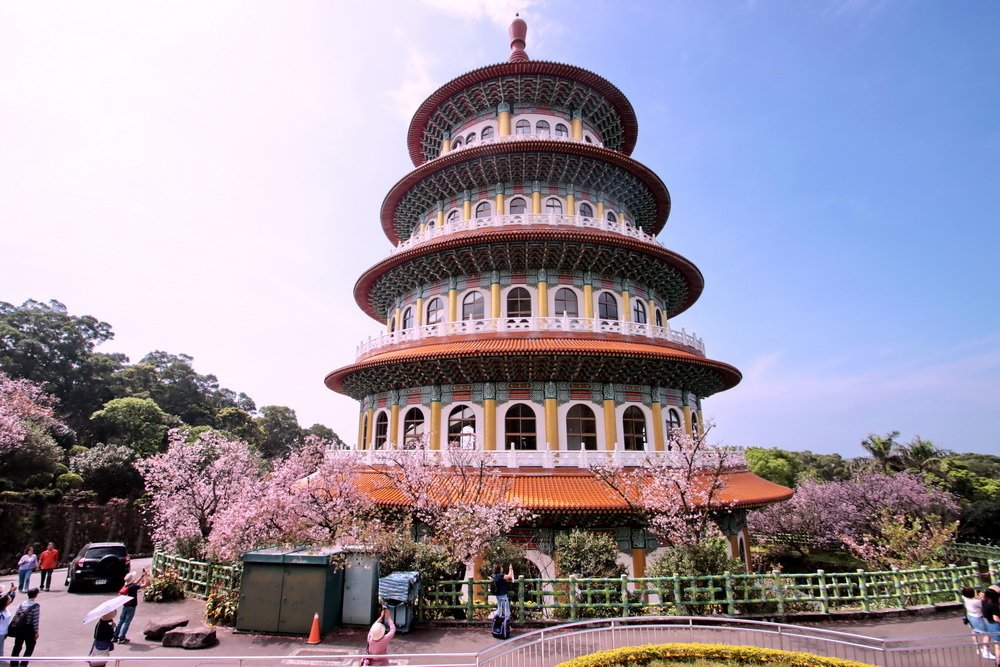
[0,583,17,660]
[112,569,150,644]
[962,586,995,659]
[88,610,116,667]
[36,544,58,593]
[982,588,1000,667]
[16,549,37,593]
[363,607,396,667]
[9,587,40,667]
[492,564,514,619]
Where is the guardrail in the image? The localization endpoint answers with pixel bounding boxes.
[151,551,240,600]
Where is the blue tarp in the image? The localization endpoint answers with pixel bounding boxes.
[378,571,420,603]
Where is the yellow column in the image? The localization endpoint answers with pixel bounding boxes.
[495,191,505,215]
[394,306,401,330]
[696,409,704,434]
[631,548,646,579]
[437,209,445,228]
[357,411,365,450]
[472,552,486,603]
[389,404,400,447]
[484,399,496,450]
[364,407,374,449]
[622,290,631,322]
[386,312,393,333]
[463,199,472,220]
[441,137,451,155]
[596,201,605,220]
[566,193,575,216]
[651,401,665,451]
[583,284,594,318]
[491,283,501,318]
[531,191,541,214]
[683,405,693,436]
[448,288,458,322]
[498,109,511,136]
[417,222,426,236]
[571,116,583,141]
[648,298,656,325]
[415,297,424,326]
[603,400,616,450]
[429,400,442,450]
[545,397,558,450]
[537,280,548,317]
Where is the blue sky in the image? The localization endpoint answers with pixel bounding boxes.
[1,1,997,456]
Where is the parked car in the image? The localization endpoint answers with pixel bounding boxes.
[66,542,130,592]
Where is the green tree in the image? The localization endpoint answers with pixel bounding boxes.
[255,405,304,458]
[899,436,949,476]
[70,443,142,500]
[90,397,173,456]
[795,450,853,482]
[745,447,799,488]
[0,299,126,438]
[861,430,901,473]
[215,407,263,446]
[553,529,625,578]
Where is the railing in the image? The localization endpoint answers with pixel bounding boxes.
[357,316,704,358]
[151,551,240,600]
[392,212,662,255]
[445,131,599,159]
[419,561,998,623]
[360,446,740,470]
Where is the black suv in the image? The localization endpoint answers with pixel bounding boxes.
[66,542,130,592]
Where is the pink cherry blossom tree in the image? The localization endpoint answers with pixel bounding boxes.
[136,428,263,557]
[0,371,60,453]
[590,423,744,546]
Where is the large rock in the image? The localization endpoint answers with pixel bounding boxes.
[162,626,218,649]
[143,616,189,641]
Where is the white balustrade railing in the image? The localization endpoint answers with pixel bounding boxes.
[357,444,746,470]
[444,131,595,158]
[392,212,662,255]
[355,315,704,358]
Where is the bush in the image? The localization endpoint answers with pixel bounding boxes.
[24,472,53,489]
[554,530,636,619]
[556,643,875,667]
[56,473,84,491]
[649,539,743,578]
[205,588,239,625]
[68,445,90,457]
[144,568,185,603]
[53,463,69,476]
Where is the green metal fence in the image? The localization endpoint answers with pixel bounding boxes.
[151,551,240,600]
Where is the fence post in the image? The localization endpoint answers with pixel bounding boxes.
[892,567,905,608]
[517,576,526,622]
[466,578,475,622]
[621,575,630,617]
[673,574,684,615]
[773,570,785,616]
[948,564,961,602]
[857,569,870,612]
[569,576,578,621]
[817,570,829,614]
[724,572,735,617]
[921,566,932,605]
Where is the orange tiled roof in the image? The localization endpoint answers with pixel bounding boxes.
[354,467,792,513]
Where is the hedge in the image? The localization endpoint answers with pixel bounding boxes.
[556,643,875,667]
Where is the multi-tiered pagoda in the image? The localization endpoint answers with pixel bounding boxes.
[326,18,791,575]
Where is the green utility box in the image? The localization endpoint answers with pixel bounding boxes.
[236,546,344,635]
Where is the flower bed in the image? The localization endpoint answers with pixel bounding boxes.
[556,643,875,667]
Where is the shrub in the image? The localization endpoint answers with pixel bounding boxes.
[554,530,637,619]
[55,472,84,491]
[144,568,185,603]
[556,643,875,667]
[24,472,53,489]
[205,588,239,625]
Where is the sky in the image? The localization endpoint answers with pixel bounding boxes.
[1,1,998,457]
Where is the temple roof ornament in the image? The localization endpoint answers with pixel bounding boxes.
[509,15,529,63]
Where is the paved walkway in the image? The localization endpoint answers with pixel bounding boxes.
[0,559,974,662]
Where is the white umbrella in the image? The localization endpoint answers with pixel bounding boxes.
[82,595,133,624]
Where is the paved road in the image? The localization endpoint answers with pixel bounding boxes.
[0,559,977,663]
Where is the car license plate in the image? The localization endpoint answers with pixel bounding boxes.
[95,579,107,585]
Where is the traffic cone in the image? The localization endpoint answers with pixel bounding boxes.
[306,612,321,644]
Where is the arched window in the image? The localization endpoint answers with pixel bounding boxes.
[566,404,597,450]
[426,298,443,326]
[475,201,491,218]
[401,307,414,330]
[361,412,368,449]
[632,299,647,324]
[505,403,537,450]
[446,209,459,224]
[462,291,485,320]
[509,197,527,215]
[544,197,562,214]
[598,292,619,321]
[579,202,593,217]
[402,408,425,446]
[506,287,532,318]
[466,132,476,144]
[691,411,700,435]
[448,405,476,448]
[536,120,550,136]
[481,126,495,140]
[515,119,531,135]
[585,135,593,143]
[606,211,618,223]
[426,215,436,229]
[452,137,463,148]
[374,412,389,449]
[666,408,683,433]
[555,123,569,137]
[622,406,647,451]
[655,309,663,327]
[554,288,578,317]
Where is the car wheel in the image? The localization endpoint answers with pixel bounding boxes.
[67,580,78,593]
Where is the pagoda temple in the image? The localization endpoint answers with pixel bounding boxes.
[325,17,791,575]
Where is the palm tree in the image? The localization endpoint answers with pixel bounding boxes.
[900,436,949,475]
[861,430,900,473]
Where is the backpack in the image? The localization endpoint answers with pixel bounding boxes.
[488,577,498,595]
[491,612,511,639]
[7,603,30,636]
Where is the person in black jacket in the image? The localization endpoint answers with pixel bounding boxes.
[9,587,40,667]
[88,610,116,667]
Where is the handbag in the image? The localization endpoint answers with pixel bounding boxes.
[359,641,371,666]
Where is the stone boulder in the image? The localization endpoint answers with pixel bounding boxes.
[162,626,218,649]
[143,616,189,641]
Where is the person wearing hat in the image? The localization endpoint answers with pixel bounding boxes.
[362,607,396,666]
[88,610,116,667]
[112,569,150,645]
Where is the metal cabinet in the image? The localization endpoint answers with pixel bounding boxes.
[341,550,380,626]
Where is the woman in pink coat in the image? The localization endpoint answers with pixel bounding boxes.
[363,608,396,666]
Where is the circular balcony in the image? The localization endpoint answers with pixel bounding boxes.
[356,315,705,360]
[443,131,597,158]
[393,212,662,255]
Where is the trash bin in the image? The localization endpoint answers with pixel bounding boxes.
[378,571,420,633]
